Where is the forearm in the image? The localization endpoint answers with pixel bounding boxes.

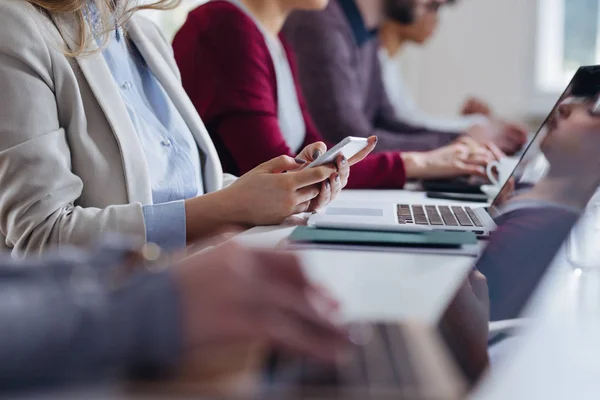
[184,189,247,243]
[345,152,406,189]
[392,98,488,133]
[0,248,182,388]
[3,202,146,258]
[307,106,453,153]
[399,151,447,180]
[373,126,456,152]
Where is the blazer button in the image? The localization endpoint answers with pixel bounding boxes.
[121,81,133,90]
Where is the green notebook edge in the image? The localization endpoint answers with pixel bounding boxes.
[289,226,478,249]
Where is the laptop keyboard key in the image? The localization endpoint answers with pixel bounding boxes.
[452,206,474,227]
[362,324,399,388]
[438,206,459,226]
[397,205,415,224]
[425,206,444,225]
[411,205,429,225]
[466,207,484,227]
[397,204,412,217]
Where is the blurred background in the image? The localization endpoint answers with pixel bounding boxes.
[142,0,598,125]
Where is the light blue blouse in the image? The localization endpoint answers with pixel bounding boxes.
[88,6,203,250]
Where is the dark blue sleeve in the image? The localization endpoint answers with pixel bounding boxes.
[0,242,182,390]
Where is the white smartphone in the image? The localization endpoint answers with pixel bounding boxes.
[307,137,370,168]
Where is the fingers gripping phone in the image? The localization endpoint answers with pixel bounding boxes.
[307,137,369,168]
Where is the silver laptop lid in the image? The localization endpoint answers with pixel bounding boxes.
[488,65,600,218]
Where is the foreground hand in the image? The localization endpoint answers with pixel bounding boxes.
[401,138,497,180]
[173,242,348,365]
[223,156,336,225]
[296,137,378,210]
[461,97,492,116]
[467,120,528,155]
[456,135,505,160]
[494,121,529,155]
[296,142,341,211]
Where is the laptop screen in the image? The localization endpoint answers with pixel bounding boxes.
[488,65,600,217]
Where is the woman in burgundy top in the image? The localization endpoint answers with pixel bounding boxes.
[173,0,497,189]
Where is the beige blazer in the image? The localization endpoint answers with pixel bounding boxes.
[0,1,236,257]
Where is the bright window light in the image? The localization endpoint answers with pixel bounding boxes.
[536,0,600,93]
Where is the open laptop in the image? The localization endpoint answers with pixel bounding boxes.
[308,66,599,236]
[264,201,597,400]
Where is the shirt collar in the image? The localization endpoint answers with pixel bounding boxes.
[85,1,122,42]
[337,0,379,47]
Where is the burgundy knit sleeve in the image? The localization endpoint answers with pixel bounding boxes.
[175,1,406,188]
[286,41,407,189]
[301,91,407,189]
[174,2,300,175]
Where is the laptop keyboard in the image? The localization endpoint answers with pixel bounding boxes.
[397,204,483,228]
[264,323,461,399]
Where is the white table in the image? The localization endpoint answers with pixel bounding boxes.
[235,189,486,325]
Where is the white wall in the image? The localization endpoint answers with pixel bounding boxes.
[401,0,540,121]
[141,0,206,40]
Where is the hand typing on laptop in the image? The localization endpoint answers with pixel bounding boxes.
[401,136,500,180]
[309,67,600,235]
[174,242,349,369]
[466,119,528,156]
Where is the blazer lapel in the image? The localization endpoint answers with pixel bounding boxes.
[50,13,153,204]
[127,18,224,193]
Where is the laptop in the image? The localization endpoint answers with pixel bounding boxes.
[308,66,599,236]
[421,176,489,195]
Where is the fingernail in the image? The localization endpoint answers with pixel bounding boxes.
[312,150,322,160]
[335,173,341,183]
[325,180,331,189]
[294,158,307,164]
[374,137,378,144]
[341,156,347,165]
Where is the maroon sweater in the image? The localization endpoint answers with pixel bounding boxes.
[173,1,406,189]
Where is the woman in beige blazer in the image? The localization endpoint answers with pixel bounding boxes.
[0,0,374,257]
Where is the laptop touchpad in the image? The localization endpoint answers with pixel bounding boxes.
[325,207,383,217]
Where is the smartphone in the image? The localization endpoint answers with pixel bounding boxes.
[307,137,369,168]
[426,191,489,203]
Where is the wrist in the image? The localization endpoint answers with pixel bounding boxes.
[184,189,246,243]
[400,152,427,179]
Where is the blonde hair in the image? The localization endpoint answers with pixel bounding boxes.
[27,0,180,56]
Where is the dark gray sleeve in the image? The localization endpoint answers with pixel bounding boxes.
[283,16,456,152]
[0,244,182,389]
[475,207,579,321]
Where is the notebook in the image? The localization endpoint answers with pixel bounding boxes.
[288,226,477,249]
